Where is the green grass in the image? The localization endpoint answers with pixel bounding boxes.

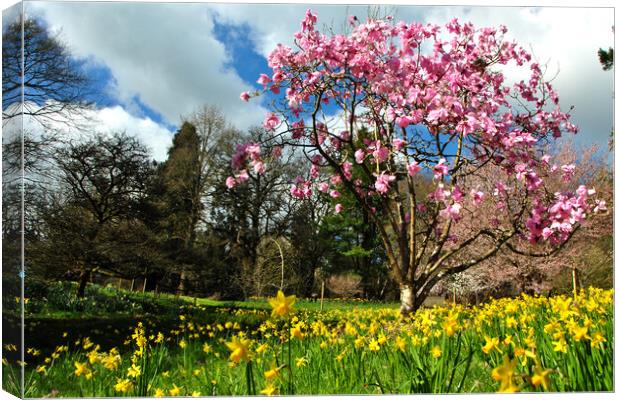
[2,287,613,397]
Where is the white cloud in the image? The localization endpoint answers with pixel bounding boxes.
[25,2,613,149]
[211,5,614,145]
[93,106,174,161]
[4,101,174,161]
[26,2,269,131]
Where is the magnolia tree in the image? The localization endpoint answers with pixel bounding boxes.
[228,10,605,314]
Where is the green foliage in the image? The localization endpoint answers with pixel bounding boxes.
[598,47,614,71]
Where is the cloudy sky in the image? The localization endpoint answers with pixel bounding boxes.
[4,1,615,161]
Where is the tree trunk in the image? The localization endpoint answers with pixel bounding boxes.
[572,267,580,298]
[399,285,415,315]
[77,269,89,298]
[178,267,188,295]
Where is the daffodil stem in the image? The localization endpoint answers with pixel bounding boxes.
[288,318,293,395]
[245,361,254,395]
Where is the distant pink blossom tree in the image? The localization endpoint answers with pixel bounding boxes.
[230,10,603,314]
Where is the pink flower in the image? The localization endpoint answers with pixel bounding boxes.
[594,199,607,212]
[253,161,266,174]
[470,189,484,205]
[310,164,320,178]
[395,116,413,128]
[225,176,237,189]
[237,170,249,182]
[342,162,353,180]
[451,186,463,202]
[371,141,389,163]
[433,158,449,179]
[355,149,365,164]
[440,203,462,221]
[272,71,284,83]
[335,203,344,213]
[374,172,395,195]
[245,143,261,160]
[329,190,341,198]
[561,164,575,182]
[542,227,554,240]
[262,113,280,131]
[240,91,250,102]
[257,74,271,87]
[515,163,528,181]
[392,138,406,151]
[407,161,421,177]
[318,182,329,193]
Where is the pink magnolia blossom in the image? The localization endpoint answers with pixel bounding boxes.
[440,203,462,221]
[355,149,366,164]
[470,189,484,205]
[392,138,406,151]
[374,172,395,194]
[263,113,280,131]
[240,91,250,102]
[451,186,463,202]
[226,9,602,305]
[407,161,421,176]
[433,158,449,179]
[561,164,576,182]
[225,176,237,189]
[253,161,266,174]
[237,170,249,182]
[257,74,271,87]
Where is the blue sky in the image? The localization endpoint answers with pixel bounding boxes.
[3,2,615,161]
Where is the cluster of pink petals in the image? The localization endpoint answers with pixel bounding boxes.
[225,9,603,248]
[526,185,598,245]
[290,176,313,199]
[374,172,396,194]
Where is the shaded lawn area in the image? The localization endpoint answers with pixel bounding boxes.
[3,283,418,365]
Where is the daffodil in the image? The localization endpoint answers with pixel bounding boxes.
[127,364,141,378]
[492,356,519,393]
[74,361,91,379]
[482,336,502,354]
[260,383,277,396]
[291,326,304,340]
[114,378,133,393]
[531,364,552,390]
[268,290,296,318]
[264,366,281,380]
[590,331,606,348]
[255,343,269,354]
[226,336,251,363]
[169,384,182,396]
[395,336,406,352]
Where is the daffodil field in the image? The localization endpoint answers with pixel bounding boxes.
[3,287,613,397]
